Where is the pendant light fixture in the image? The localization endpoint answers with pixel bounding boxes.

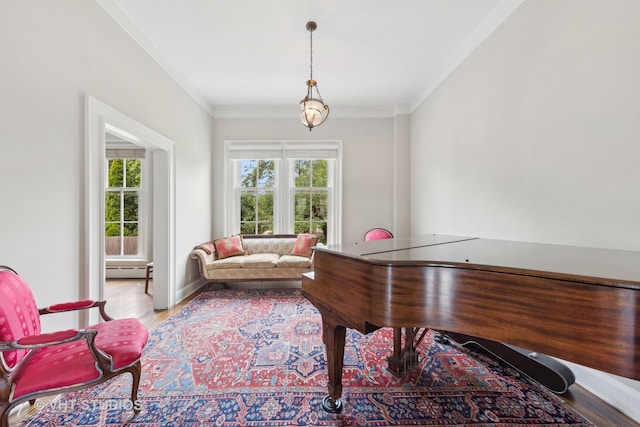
[300,21,329,130]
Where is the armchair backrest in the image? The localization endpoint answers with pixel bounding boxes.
[364,228,393,241]
[0,268,42,369]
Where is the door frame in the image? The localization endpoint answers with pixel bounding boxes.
[84,95,175,322]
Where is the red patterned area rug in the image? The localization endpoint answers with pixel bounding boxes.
[19,288,594,426]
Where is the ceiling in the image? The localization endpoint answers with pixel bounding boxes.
[98,0,524,118]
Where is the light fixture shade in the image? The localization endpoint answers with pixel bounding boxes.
[300,97,330,128]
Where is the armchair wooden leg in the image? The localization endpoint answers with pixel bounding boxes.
[0,403,9,427]
[129,360,143,418]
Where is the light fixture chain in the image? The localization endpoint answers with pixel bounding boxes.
[309,26,313,81]
[315,82,324,103]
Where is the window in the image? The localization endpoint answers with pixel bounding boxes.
[105,149,146,258]
[226,141,342,244]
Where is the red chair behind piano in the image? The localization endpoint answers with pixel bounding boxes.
[364,228,393,241]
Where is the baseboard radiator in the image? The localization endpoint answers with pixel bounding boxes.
[106,264,148,279]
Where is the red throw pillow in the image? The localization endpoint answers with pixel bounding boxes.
[213,235,245,259]
[194,241,215,255]
[290,234,319,258]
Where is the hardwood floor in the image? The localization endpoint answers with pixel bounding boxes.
[11,279,639,426]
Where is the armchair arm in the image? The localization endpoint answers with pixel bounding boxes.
[0,328,113,374]
[39,299,113,321]
[0,329,94,352]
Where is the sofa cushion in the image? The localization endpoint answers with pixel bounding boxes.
[213,235,245,259]
[207,257,245,270]
[290,233,319,258]
[241,253,279,269]
[276,255,313,268]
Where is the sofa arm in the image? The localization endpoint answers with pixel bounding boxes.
[190,244,217,281]
[190,247,216,262]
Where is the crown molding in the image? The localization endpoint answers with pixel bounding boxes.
[96,0,215,116]
[210,104,405,120]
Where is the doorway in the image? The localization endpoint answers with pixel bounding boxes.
[84,96,176,324]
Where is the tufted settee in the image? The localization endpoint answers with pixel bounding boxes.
[190,234,317,284]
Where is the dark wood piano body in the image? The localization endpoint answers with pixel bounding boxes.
[301,235,640,411]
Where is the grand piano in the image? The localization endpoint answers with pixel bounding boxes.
[301,234,640,413]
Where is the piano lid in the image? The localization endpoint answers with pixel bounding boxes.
[315,234,640,290]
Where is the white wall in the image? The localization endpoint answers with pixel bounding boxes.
[411,0,640,251]
[0,1,212,329]
[211,117,408,246]
[410,0,640,421]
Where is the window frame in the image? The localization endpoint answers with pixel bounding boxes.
[104,148,149,261]
[238,159,278,235]
[224,140,342,244]
[288,159,331,241]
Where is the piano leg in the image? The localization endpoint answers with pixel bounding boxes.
[387,327,428,375]
[321,317,345,413]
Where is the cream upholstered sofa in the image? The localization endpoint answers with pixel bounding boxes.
[190,234,317,284]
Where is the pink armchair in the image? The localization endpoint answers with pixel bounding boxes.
[0,266,149,426]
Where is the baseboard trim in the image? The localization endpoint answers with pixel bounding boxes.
[176,277,207,303]
[565,361,640,423]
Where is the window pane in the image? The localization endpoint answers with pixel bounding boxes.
[105,191,120,221]
[105,157,143,258]
[240,175,274,234]
[241,191,256,221]
[124,222,138,236]
[311,190,328,221]
[123,236,138,255]
[105,222,120,237]
[107,159,123,187]
[294,160,327,187]
[294,191,311,220]
[294,188,328,243]
[241,160,275,188]
[293,223,309,234]
[312,221,327,242]
[294,160,311,187]
[241,222,256,234]
[257,160,275,187]
[312,160,328,187]
[257,190,273,222]
[123,224,138,256]
[123,191,138,221]
[126,159,141,188]
[240,160,258,188]
[257,222,272,234]
[105,224,121,256]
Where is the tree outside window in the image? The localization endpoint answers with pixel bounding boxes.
[105,158,141,256]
